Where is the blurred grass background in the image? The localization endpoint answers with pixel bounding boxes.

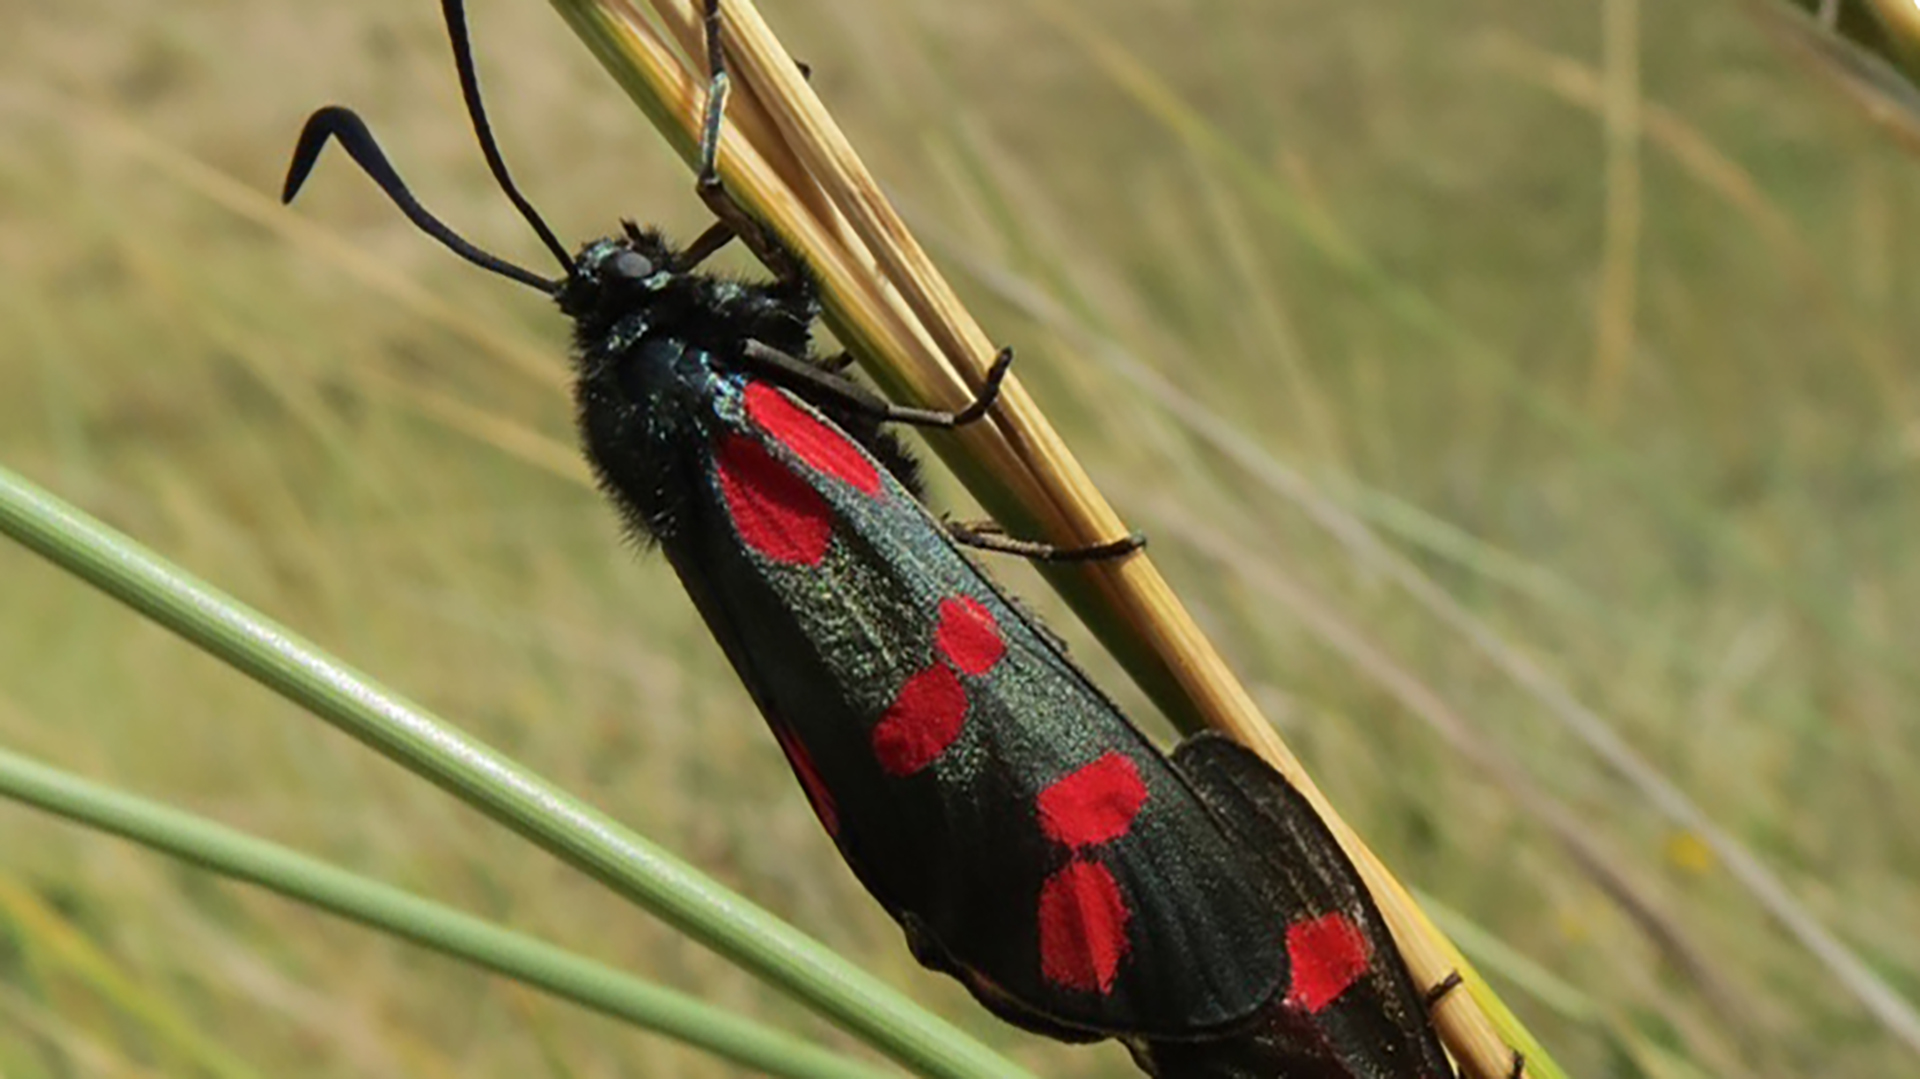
[3,0,1918,1075]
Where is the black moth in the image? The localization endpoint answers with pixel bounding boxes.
[282,1,1505,1076]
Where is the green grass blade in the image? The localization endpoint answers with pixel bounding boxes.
[0,882,268,1079]
[0,745,897,1079]
[0,462,1031,1079]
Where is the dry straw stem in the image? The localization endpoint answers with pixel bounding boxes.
[547,1,1540,1076]
[1737,0,1920,154]
[1863,0,1920,67]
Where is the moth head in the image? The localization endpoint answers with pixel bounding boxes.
[557,227,684,324]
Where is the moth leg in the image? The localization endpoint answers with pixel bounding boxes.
[735,339,1137,559]
[693,1,1025,429]
[1422,970,1464,1008]
[738,340,1016,430]
[922,345,1014,429]
[869,345,1016,428]
[693,0,806,282]
[1424,972,1528,1079]
[676,218,737,272]
[746,344,1014,429]
[679,0,814,275]
[947,518,1146,564]
[815,349,858,373]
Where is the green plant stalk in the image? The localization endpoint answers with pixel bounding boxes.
[0,463,1030,1079]
[0,746,895,1079]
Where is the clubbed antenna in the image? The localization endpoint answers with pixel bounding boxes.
[282,106,561,293]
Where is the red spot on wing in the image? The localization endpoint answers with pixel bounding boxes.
[871,664,968,776]
[1282,912,1373,1014]
[772,726,839,837]
[935,596,1005,675]
[715,434,833,565]
[1037,860,1131,993]
[1036,753,1148,850]
[743,382,881,495]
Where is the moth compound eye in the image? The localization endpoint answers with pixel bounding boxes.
[608,249,655,281]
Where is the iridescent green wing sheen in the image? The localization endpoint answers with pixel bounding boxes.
[1131,735,1459,1079]
[659,376,1294,1040]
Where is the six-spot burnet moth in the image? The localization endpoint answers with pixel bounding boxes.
[281,0,1506,1074]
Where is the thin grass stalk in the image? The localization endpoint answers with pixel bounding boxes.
[0,746,897,1079]
[0,462,1032,1079]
